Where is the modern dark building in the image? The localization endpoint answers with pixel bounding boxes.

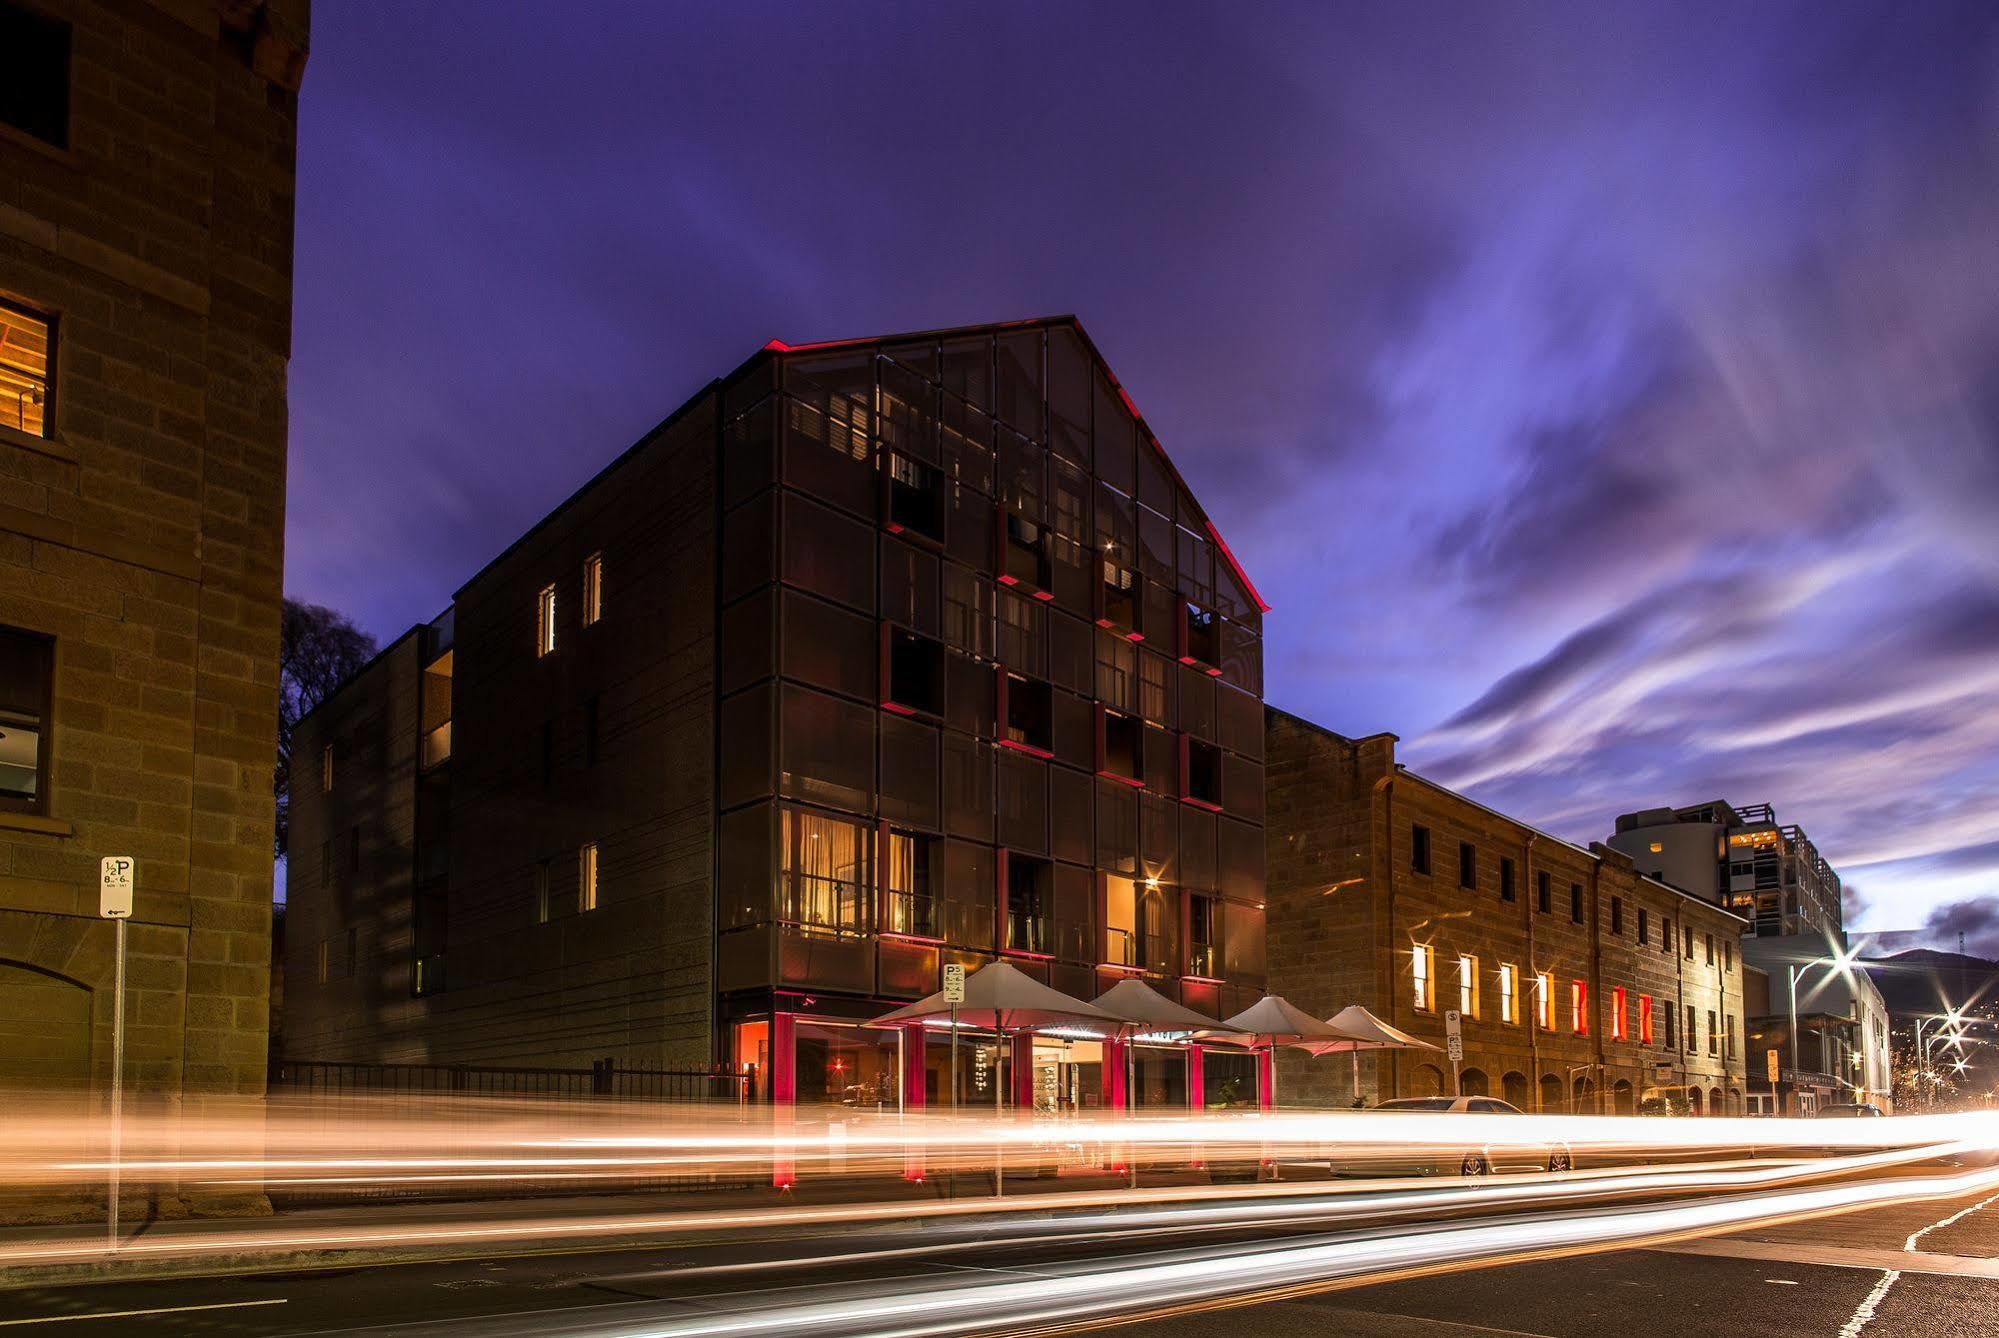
[1608,800,1844,942]
[284,317,1272,1113]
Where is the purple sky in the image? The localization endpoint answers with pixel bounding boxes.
[285,2,1999,953]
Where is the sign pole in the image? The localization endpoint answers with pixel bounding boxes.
[99,856,135,1253]
[942,963,965,1199]
[1444,1009,1464,1097]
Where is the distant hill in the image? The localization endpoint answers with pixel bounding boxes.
[1860,949,1999,1019]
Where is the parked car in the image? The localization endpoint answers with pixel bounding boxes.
[1814,1103,1884,1118]
[1346,1097,1576,1177]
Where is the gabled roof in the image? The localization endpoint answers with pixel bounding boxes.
[740,315,1269,615]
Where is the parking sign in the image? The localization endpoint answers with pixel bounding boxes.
[943,963,966,1004]
[99,857,134,919]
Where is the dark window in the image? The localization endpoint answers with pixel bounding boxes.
[1005,853,1052,954]
[1662,916,1674,955]
[349,826,362,876]
[1724,941,1732,971]
[1610,896,1623,934]
[882,829,937,938]
[1499,857,1515,902]
[1184,736,1221,807]
[886,452,944,541]
[885,629,944,716]
[1411,824,1431,875]
[0,3,69,149]
[1704,932,1714,965]
[1685,1003,1696,1049]
[583,695,600,767]
[0,300,54,438]
[1569,882,1583,923]
[1189,892,1218,978]
[1458,841,1476,890]
[1003,673,1052,754]
[1637,908,1649,945]
[1664,1004,1675,1048]
[0,624,53,813]
[1684,926,1695,959]
[1184,603,1218,666]
[1536,871,1551,914]
[1102,708,1142,782]
[1004,513,1049,589]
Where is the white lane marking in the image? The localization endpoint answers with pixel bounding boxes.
[1906,1188,1999,1250]
[1764,1278,1799,1284]
[0,1299,287,1327]
[1838,1269,1898,1338]
[1839,1184,1999,1338]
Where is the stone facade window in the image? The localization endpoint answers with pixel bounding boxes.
[578,841,599,913]
[0,624,53,814]
[1411,944,1435,1011]
[536,583,557,657]
[1457,841,1476,890]
[583,553,603,626]
[1411,824,1431,875]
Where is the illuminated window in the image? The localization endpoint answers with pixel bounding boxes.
[1610,986,1627,1041]
[536,583,557,657]
[1411,944,1435,1012]
[0,299,54,439]
[1570,979,1588,1034]
[0,625,53,814]
[583,553,602,626]
[1648,841,1663,853]
[1536,972,1554,1030]
[578,842,598,912]
[1458,953,1479,1017]
[1639,994,1655,1045]
[782,809,867,934]
[882,829,936,938]
[321,743,333,792]
[1498,964,1517,1023]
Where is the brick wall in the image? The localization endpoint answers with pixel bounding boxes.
[1267,710,1747,1113]
[0,0,305,1172]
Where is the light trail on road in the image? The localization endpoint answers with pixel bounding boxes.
[346,1163,1999,1338]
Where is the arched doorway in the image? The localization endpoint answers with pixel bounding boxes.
[1572,1075,1595,1113]
[1613,1079,1634,1115]
[1686,1086,1704,1115]
[1709,1086,1725,1115]
[1727,1086,1743,1112]
[1539,1073,1562,1112]
[1460,1067,1489,1097]
[1503,1071,1529,1108]
[0,960,92,1091]
[1413,1063,1446,1097]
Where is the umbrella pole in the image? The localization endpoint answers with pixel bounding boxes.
[994,1015,1005,1199]
[1352,1048,1361,1108]
[1125,1031,1137,1189]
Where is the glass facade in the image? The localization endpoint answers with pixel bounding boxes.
[714,320,1269,1102]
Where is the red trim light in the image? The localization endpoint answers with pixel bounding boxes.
[1097,769,1146,790]
[1003,949,1056,961]
[1205,665,1224,678]
[880,931,947,945]
[996,737,1054,760]
[1204,520,1272,614]
[1182,974,1225,985]
[1095,617,1115,629]
[1178,654,1198,665]
[1098,961,1145,974]
[885,521,905,535]
[1032,589,1054,601]
[1181,796,1223,814]
[881,700,917,716]
[1126,631,1145,643]
[997,573,1019,586]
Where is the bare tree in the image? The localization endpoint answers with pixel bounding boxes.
[276,598,377,858]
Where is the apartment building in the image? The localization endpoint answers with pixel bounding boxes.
[0,0,306,1137]
[285,317,1272,1112]
[1608,799,1844,942]
[1267,713,1747,1113]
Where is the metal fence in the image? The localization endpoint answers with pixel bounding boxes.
[270,1057,751,1104]
[263,1058,756,1205]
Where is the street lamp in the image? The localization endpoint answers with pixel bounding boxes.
[1786,947,1856,1111]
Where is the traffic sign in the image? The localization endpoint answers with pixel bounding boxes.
[99,857,134,918]
[1444,1009,1464,1062]
[942,963,966,1004]
[1766,1048,1781,1084]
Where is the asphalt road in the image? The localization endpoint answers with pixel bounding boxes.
[1,1175,1993,1336]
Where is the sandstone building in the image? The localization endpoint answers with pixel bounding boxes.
[1267,712,1748,1113]
[285,317,1272,1112]
[0,0,307,1131]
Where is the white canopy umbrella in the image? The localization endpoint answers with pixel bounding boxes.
[1215,994,1372,1106]
[1093,979,1244,1185]
[1301,1004,1441,1106]
[872,961,1117,1195]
